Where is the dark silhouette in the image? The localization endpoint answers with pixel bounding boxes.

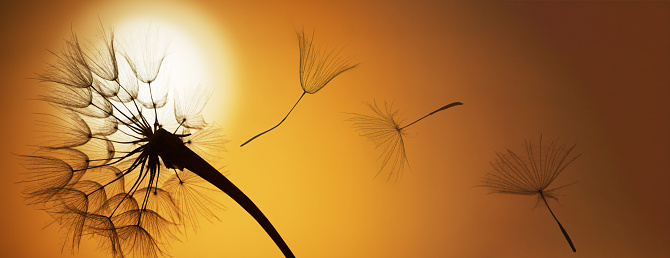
[481,136,579,252]
[21,24,295,258]
[348,100,463,181]
[155,129,294,258]
[241,29,358,147]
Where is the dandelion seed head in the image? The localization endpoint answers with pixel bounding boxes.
[119,26,169,84]
[22,23,228,258]
[40,34,94,89]
[82,24,119,81]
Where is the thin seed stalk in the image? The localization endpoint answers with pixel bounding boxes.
[399,102,463,130]
[539,191,576,252]
[241,91,307,147]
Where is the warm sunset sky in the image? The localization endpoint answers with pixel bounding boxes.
[1,1,668,257]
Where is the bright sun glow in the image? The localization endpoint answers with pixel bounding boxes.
[90,7,234,126]
[115,19,208,89]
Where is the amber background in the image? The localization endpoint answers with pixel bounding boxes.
[1,1,668,257]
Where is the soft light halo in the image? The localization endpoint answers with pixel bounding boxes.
[73,1,236,128]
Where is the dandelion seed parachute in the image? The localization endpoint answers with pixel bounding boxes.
[481,136,580,252]
[241,28,358,147]
[21,24,294,258]
[348,100,462,181]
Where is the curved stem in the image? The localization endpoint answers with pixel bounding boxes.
[241,91,307,147]
[399,102,463,130]
[175,143,295,258]
[540,191,576,252]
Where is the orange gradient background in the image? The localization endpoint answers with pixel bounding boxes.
[1,1,669,257]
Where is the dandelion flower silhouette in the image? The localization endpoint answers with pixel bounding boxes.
[481,136,580,252]
[348,100,462,181]
[21,24,295,258]
[240,28,358,147]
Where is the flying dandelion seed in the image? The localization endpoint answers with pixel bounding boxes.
[348,100,463,181]
[20,23,295,258]
[240,28,358,147]
[481,136,580,252]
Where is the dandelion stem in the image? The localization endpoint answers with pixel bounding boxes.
[539,191,576,252]
[172,140,295,257]
[241,91,307,147]
[399,102,463,130]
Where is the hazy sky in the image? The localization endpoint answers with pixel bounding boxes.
[1,1,668,257]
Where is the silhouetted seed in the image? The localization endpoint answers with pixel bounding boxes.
[21,23,295,258]
[241,28,358,147]
[348,100,462,181]
[481,135,579,252]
